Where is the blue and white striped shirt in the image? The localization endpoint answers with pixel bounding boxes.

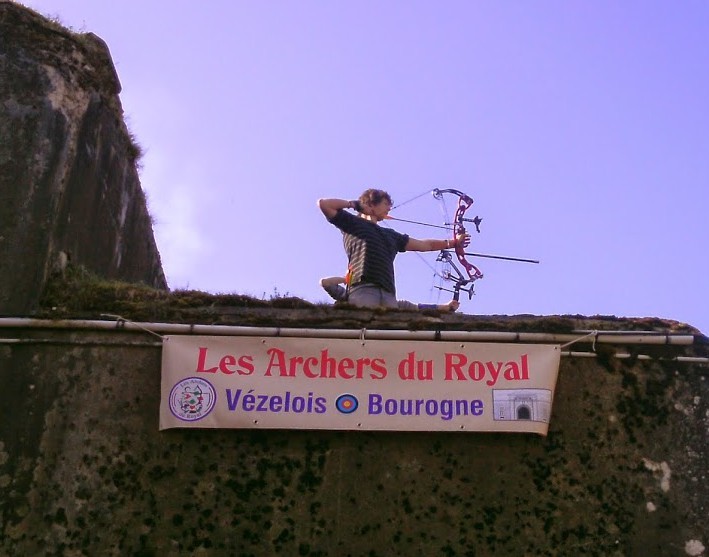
[329,209,409,294]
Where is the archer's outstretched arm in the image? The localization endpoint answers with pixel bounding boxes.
[405,233,470,252]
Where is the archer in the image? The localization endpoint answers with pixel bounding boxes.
[317,188,469,309]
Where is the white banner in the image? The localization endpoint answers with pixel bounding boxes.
[160,336,561,435]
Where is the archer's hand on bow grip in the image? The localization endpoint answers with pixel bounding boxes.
[453,232,471,249]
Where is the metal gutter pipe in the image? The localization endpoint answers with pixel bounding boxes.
[1,318,706,364]
[0,317,698,346]
[562,351,709,364]
[1,338,706,363]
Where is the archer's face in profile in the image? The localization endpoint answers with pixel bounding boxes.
[366,199,392,222]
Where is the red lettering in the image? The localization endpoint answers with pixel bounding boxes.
[261,348,389,380]
[320,349,337,378]
[264,348,288,377]
[238,355,254,375]
[355,358,370,379]
[338,358,355,379]
[444,353,467,380]
[370,358,387,379]
[196,346,255,375]
[470,361,485,381]
[523,354,529,379]
[289,356,304,377]
[398,352,416,380]
[445,353,528,385]
[303,356,319,378]
[195,347,217,373]
[219,354,237,374]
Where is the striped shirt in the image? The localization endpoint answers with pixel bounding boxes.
[329,209,409,294]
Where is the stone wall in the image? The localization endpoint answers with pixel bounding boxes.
[0,2,166,315]
[0,321,706,556]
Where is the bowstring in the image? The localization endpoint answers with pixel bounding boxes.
[391,190,437,211]
[433,191,456,300]
[386,188,457,303]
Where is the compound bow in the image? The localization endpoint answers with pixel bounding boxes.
[388,188,538,302]
[432,188,482,301]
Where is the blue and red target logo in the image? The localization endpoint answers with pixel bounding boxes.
[335,394,359,414]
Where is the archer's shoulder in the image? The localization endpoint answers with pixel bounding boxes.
[381,225,408,239]
[328,208,353,223]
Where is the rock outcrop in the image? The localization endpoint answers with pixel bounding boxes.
[0,1,166,315]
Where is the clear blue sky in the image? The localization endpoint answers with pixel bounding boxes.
[21,1,709,335]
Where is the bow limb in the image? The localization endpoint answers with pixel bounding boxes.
[436,250,476,301]
[432,188,474,207]
[435,188,484,284]
[455,244,483,282]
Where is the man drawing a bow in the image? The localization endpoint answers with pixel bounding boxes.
[317,188,469,309]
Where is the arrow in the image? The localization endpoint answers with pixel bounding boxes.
[462,252,539,264]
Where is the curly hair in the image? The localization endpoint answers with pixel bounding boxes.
[358,189,392,207]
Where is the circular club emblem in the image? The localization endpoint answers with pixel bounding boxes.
[335,394,359,414]
[169,377,217,422]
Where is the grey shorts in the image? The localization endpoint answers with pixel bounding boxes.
[348,283,398,308]
[322,282,348,301]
